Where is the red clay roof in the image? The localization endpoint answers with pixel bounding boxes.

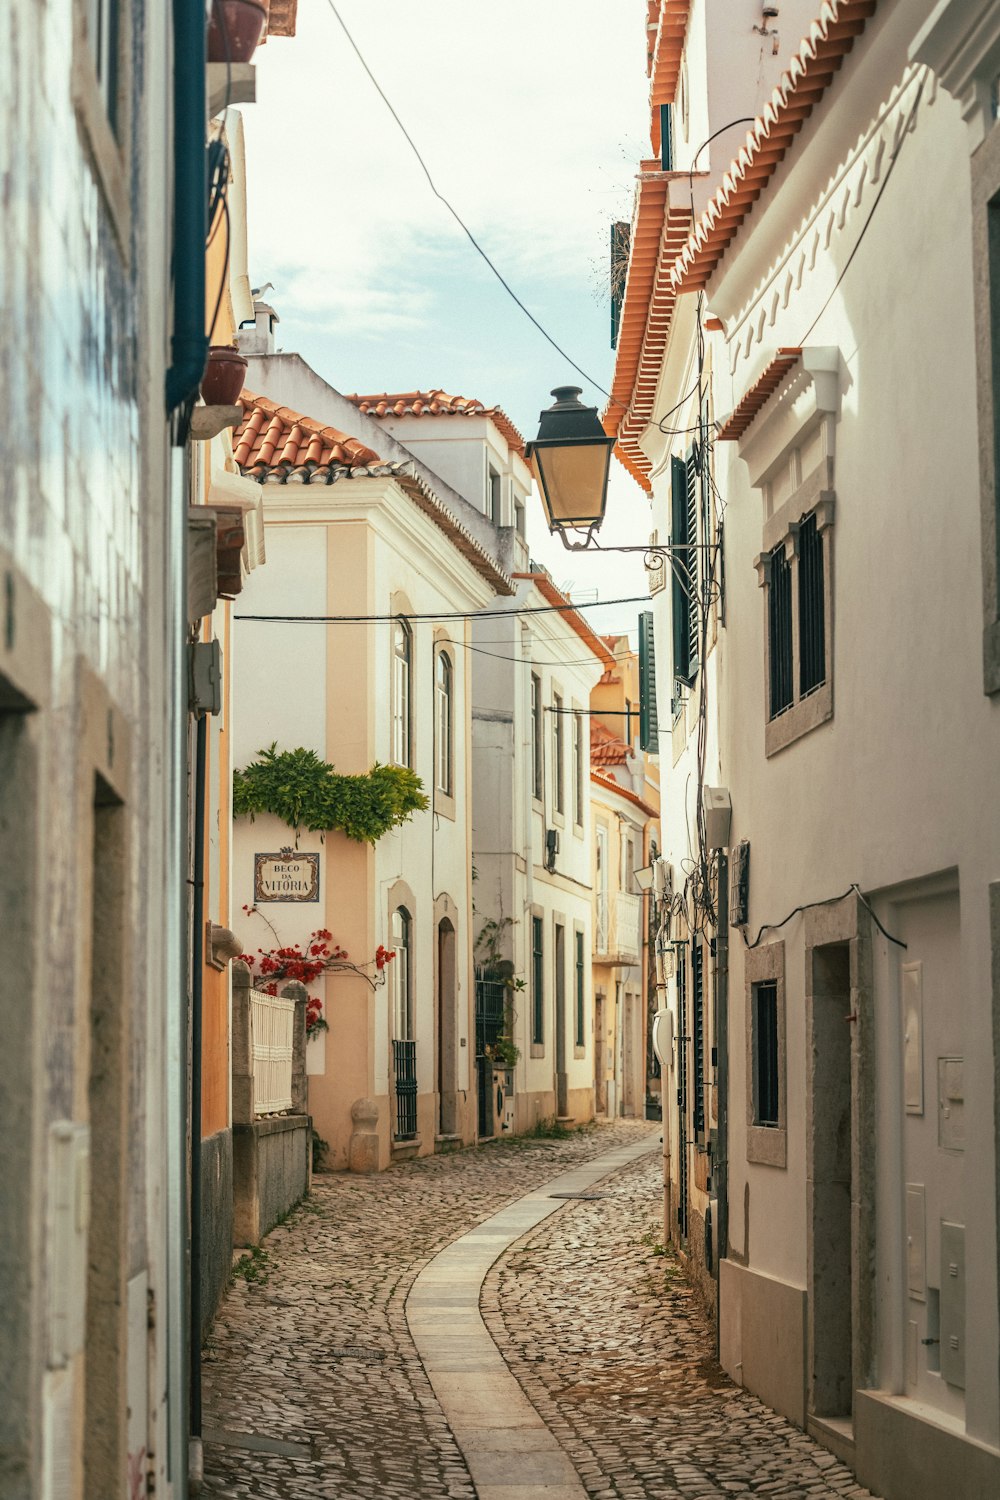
[235,394,382,473]
[604,177,691,491]
[590,719,630,766]
[512,573,616,668]
[649,2,693,155]
[717,349,802,440]
[672,1,878,292]
[263,0,297,38]
[233,394,515,596]
[591,768,658,818]
[348,390,527,458]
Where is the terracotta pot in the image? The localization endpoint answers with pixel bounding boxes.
[208,0,269,66]
[200,346,248,406]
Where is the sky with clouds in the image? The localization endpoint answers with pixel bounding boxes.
[242,1,656,634]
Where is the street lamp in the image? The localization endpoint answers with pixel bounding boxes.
[525,386,615,544]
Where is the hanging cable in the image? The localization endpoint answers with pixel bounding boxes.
[234,591,653,626]
[322,0,616,405]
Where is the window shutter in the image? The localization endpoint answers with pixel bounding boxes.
[610,222,630,349]
[670,455,691,684]
[685,449,700,677]
[639,610,659,753]
[798,513,826,696]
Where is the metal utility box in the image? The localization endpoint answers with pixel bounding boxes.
[940,1221,966,1389]
[702,786,732,850]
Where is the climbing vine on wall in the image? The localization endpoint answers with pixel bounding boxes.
[233,744,429,844]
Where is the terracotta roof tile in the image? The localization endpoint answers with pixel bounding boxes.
[348,389,527,458]
[717,349,802,439]
[590,719,631,766]
[672,1,878,292]
[234,393,382,472]
[591,768,658,817]
[233,393,514,596]
[648,2,693,155]
[604,178,691,490]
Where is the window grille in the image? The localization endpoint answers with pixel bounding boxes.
[676,951,689,1238]
[392,1039,418,1140]
[768,544,794,718]
[574,931,585,1047]
[531,916,544,1044]
[670,455,698,685]
[530,673,543,799]
[798,513,826,697]
[692,940,705,1137]
[753,981,780,1126]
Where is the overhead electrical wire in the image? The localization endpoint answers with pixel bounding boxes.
[234,592,653,626]
[323,0,616,406]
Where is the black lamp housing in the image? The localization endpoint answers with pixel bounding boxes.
[525,386,615,535]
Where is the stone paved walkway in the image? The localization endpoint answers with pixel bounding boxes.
[201,1120,880,1499]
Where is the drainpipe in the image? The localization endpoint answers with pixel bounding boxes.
[166,0,209,424]
[714,850,729,1358]
[189,711,208,1485]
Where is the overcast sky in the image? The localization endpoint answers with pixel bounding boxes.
[243,1,655,634]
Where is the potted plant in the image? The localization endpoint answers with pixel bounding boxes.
[200,345,248,407]
[208,0,269,65]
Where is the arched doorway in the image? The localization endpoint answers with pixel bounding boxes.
[437,919,457,1137]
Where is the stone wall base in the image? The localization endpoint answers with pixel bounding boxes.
[719,1257,807,1427]
[200,1128,233,1340]
[854,1391,1000,1500]
[233,1114,310,1246]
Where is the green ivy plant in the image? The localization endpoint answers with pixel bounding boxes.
[234,745,429,844]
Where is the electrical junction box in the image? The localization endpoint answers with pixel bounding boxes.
[188,638,223,716]
[652,1007,674,1067]
[702,786,732,849]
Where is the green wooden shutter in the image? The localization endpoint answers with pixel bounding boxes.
[670,455,690,684]
[639,610,659,753]
[685,449,700,678]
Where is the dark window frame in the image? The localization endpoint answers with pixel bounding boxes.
[531,915,544,1046]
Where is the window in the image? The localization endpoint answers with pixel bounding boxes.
[87,0,121,135]
[434,650,453,796]
[573,711,584,827]
[488,466,502,524]
[553,692,565,815]
[622,832,636,893]
[768,542,793,718]
[670,452,699,686]
[574,930,585,1048]
[392,619,412,768]
[391,907,412,1039]
[72,0,129,245]
[753,982,780,1126]
[624,697,633,745]
[691,939,705,1138]
[758,502,834,753]
[531,915,544,1045]
[530,673,543,800]
[745,941,786,1167]
[514,496,526,539]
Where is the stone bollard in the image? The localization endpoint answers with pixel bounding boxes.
[231,961,254,1125]
[280,980,309,1116]
[348,1097,380,1174]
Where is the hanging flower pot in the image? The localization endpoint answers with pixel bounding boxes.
[208,0,269,66]
[200,345,248,407]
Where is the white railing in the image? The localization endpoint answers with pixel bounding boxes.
[614,892,642,961]
[595,892,610,954]
[250,988,295,1115]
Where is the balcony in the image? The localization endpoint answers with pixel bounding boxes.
[595,891,642,963]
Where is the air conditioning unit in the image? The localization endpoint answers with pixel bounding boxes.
[544,828,559,872]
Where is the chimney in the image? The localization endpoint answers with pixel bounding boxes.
[237,285,280,356]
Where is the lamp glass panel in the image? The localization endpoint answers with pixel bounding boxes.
[534,443,611,528]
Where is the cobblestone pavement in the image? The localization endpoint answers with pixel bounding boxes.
[202,1122,879,1500]
[200,1120,650,1499]
[482,1149,878,1500]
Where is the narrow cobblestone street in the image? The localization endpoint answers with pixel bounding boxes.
[201,1121,877,1500]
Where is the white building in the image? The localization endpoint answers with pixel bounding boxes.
[231,375,512,1170]
[608,2,1000,1496]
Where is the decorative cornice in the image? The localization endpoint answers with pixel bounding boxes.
[910,0,1000,149]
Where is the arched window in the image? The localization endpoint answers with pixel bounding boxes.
[392,618,412,767]
[435,650,453,796]
[391,906,412,1040]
